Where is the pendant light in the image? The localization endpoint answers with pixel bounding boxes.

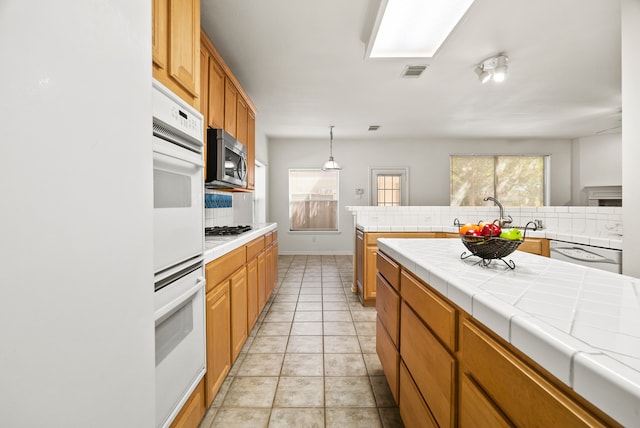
[321,125,342,171]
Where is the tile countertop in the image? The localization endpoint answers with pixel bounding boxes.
[377,238,640,427]
[204,223,277,264]
[357,223,623,250]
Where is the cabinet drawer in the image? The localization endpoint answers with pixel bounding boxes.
[376,316,399,403]
[401,269,456,351]
[376,251,400,290]
[459,374,512,428]
[399,362,438,428]
[264,231,273,246]
[206,246,246,292]
[246,236,265,260]
[461,319,608,428]
[401,301,456,428]
[376,273,400,346]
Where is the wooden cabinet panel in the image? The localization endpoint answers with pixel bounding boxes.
[257,251,267,311]
[461,318,608,428]
[519,238,550,257]
[399,362,438,428]
[224,80,237,138]
[169,378,206,428]
[364,246,378,303]
[152,0,168,69]
[246,236,265,260]
[459,374,512,428]
[376,250,400,290]
[246,110,255,190]
[247,258,258,331]
[230,267,248,361]
[401,301,456,428]
[204,282,230,407]
[168,0,199,97]
[198,46,209,125]
[376,273,400,346]
[207,56,225,129]
[266,244,274,297]
[401,269,456,352]
[376,316,399,403]
[236,96,248,146]
[205,246,246,292]
[355,230,364,298]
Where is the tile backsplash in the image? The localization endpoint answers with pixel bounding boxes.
[205,191,233,227]
[346,206,623,239]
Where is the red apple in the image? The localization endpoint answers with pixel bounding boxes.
[465,229,482,237]
[480,224,501,237]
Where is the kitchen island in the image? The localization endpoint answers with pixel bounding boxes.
[376,238,639,427]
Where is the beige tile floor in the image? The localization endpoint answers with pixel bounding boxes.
[199,255,404,428]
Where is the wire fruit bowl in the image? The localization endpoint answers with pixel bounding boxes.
[454,219,538,269]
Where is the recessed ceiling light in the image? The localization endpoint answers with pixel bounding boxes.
[366,0,476,58]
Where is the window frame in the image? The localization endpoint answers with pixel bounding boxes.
[369,167,409,206]
[288,168,340,233]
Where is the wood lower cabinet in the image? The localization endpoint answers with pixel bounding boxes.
[230,266,247,362]
[519,237,550,257]
[204,280,230,407]
[376,250,621,428]
[152,0,200,106]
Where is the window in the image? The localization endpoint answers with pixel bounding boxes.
[450,155,547,206]
[289,169,339,231]
[370,167,409,206]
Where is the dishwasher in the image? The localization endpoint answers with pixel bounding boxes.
[549,240,622,274]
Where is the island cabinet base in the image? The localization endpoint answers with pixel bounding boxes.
[375,250,622,428]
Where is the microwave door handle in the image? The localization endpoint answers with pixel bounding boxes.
[238,157,247,180]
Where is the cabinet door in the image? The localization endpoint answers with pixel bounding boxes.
[257,251,267,312]
[230,267,248,362]
[247,258,259,331]
[207,57,225,129]
[236,97,248,145]
[204,282,230,407]
[224,80,237,137]
[461,319,608,428]
[459,374,512,428]
[152,0,168,69]
[246,110,255,189]
[399,362,438,428]
[266,244,274,298]
[376,316,399,403]
[376,273,400,346]
[168,0,199,97]
[401,301,456,428]
[355,230,364,300]
[363,246,378,304]
[198,46,209,125]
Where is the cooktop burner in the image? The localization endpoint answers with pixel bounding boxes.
[205,225,252,236]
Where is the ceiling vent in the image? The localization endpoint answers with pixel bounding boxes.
[401,65,428,78]
[368,125,380,131]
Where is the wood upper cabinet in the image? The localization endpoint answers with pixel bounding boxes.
[236,97,248,145]
[246,110,255,190]
[224,80,238,138]
[207,57,225,129]
[152,0,200,106]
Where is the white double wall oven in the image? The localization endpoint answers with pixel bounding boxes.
[152,79,206,428]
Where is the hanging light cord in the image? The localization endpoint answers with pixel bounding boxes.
[329,125,335,159]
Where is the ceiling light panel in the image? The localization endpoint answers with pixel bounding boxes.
[367,0,475,58]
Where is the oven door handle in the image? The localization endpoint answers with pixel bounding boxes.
[153,138,204,168]
[155,277,205,323]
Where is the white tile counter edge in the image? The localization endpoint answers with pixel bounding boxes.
[204,223,277,264]
[377,238,640,427]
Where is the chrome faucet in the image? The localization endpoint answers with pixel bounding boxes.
[484,196,513,227]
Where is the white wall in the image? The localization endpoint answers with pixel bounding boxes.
[269,137,572,254]
[622,0,640,277]
[571,133,622,205]
[0,2,155,426]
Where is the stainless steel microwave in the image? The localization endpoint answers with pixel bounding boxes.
[205,129,247,189]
